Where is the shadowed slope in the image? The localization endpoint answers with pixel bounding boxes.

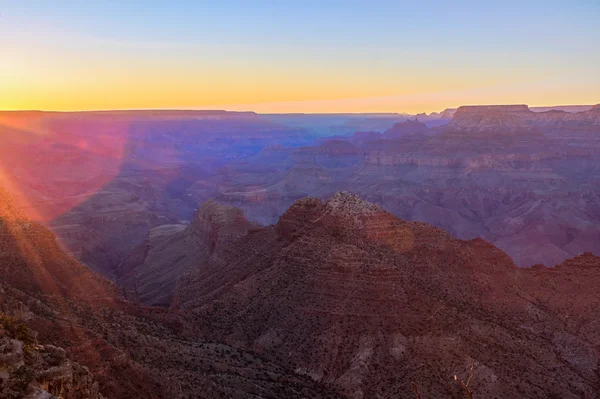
[117,200,254,306]
[0,186,342,399]
[0,187,117,302]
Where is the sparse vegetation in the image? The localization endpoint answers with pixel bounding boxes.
[0,313,36,348]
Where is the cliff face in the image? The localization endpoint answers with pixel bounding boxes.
[449,105,534,132]
[450,104,600,133]
[116,200,254,306]
[176,192,600,399]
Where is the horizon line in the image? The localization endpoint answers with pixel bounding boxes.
[1,102,598,116]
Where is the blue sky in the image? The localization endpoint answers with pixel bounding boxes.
[1,0,599,112]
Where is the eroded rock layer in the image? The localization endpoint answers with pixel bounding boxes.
[176,192,600,399]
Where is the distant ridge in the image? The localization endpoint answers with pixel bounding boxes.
[455,104,531,112]
[531,104,595,113]
[2,105,598,117]
[0,109,259,121]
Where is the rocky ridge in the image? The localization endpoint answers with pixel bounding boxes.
[175,192,600,399]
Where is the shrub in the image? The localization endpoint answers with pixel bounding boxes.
[0,313,36,348]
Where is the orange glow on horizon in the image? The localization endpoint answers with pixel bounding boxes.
[2,35,598,115]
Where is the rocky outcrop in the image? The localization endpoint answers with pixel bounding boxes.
[176,192,600,398]
[1,314,104,399]
[117,200,253,306]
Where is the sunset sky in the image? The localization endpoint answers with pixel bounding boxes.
[1,0,599,113]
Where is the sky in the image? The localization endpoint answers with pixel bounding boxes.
[1,0,599,114]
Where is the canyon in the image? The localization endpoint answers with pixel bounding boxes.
[1,104,600,397]
[1,187,599,398]
[191,105,600,267]
[2,104,599,274]
[0,186,341,398]
[4,2,598,398]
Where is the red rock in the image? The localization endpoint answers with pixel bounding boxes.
[175,192,600,398]
[0,186,341,399]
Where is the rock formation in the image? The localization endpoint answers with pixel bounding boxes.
[117,200,254,306]
[449,104,600,133]
[202,105,600,267]
[175,192,600,398]
[0,315,104,399]
[0,185,341,399]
